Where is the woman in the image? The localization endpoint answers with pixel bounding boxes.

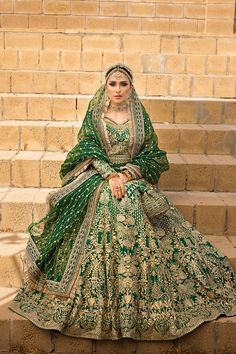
[10,63,236,340]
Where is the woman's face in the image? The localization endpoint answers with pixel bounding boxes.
[105,71,132,105]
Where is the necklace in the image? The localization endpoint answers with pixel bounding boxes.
[109,102,128,112]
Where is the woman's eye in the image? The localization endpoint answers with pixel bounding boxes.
[109,82,116,87]
[121,82,128,86]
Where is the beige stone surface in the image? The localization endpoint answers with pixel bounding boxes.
[206,125,235,155]
[208,155,236,192]
[12,151,43,187]
[21,122,47,151]
[46,122,73,152]
[0,151,16,187]
[155,124,180,153]
[159,154,187,191]
[41,152,66,187]
[179,124,206,154]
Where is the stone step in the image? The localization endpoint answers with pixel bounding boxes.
[1,69,236,98]
[1,232,236,289]
[0,188,236,236]
[1,95,235,124]
[1,120,236,155]
[1,151,236,192]
[0,285,235,354]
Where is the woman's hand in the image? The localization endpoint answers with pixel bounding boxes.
[108,175,125,200]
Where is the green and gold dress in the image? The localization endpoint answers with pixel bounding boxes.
[9,86,236,340]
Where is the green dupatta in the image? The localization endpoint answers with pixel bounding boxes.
[25,85,169,298]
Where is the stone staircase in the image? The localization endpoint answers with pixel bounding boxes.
[0,0,236,353]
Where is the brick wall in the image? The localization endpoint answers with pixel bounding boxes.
[0,0,235,34]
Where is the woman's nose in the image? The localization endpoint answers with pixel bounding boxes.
[115,85,121,92]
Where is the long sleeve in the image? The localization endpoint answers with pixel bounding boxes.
[92,159,116,179]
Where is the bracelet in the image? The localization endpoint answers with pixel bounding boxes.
[106,173,120,181]
[123,170,133,181]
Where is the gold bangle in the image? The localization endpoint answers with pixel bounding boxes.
[107,173,120,181]
[123,170,133,181]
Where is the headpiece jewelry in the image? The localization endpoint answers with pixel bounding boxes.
[105,63,133,83]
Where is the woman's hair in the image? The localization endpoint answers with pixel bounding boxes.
[105,63,133,83]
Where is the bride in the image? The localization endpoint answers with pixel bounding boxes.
[9,63,236,340]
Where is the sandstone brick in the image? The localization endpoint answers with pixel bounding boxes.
[193,193,226,234]
[147,75,169,96]
[71,1,99,15]
[150,100,174,123]
[1,188,37,232]
[207,127,234,155]
[160,37,179,54]
[207,19,234,34]
[141,18,170,32]
[29,14,57,29]
[44,33,81,51]
[199,101,222,124]
[227,206,236,235]
[0,50,17,69]
[186,55,206,75]
[197,19,205,32]
[19,50,39,69]
[1,14,28,28]
[179,321,215,353]
[214,311,236,351]
[82,52,102,71]
[0,151,16,187]
[11,318,53,352]
[224,102,236,124]
[11,72,33,93]
[0,319,10,351]
[83,35,120,52]
[43,0,70,14]
[207,55,227,75]
[140,53,160,73]
[123,35,160,53]
[0,33,3,49]
[217,38,236,55]
[207,4,235,18]
[47,122,73,152]
[132,73,146,96]
[184,4,205,19]
[170,19,197,32]
[156,125,180,153]
[100,2,127,16]
[0,122,19,150]
[128,3,155,17]
[136,340,176,354]
[175,101,199,124]
[34,72,56,93]
[170,76,191,96]
[122,53,142,73]
[41,152,66,187]
[79,72,101,94]
[33,188,50,221]
[159,154,186,191]
[209,155,236,192]
[179,125,205,154]
[53,332,93,354]
[165,191,194,224]
[96,339,136,354]
[192,76,213,97]
[86,16,113,31]
[165,55,185,74]
[57,15,85,30]
[53,98,76,121]
[228,57,236,76]
[0,0,13,13]
[15,0,41,13]
[114,17,141,32]
[61,51,81,70]
[56,72,79,94]
[214,77,235,98]
[77,98,91,120]
[184,154,215,191]
[28,97,52,120]
[3,97,27,120]
[21,122,46,151]
[5,32,42,49]
[12,152,42,187]
[0,72,10,93]
[180,38,216,55]
[102,53,123,71]
[156,4,183,17]
[39,50,59,70]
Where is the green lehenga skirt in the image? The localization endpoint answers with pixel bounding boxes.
[9,178,236,340]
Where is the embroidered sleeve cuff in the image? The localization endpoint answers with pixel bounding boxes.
[92,159,116,179]
[120,163,142,179]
